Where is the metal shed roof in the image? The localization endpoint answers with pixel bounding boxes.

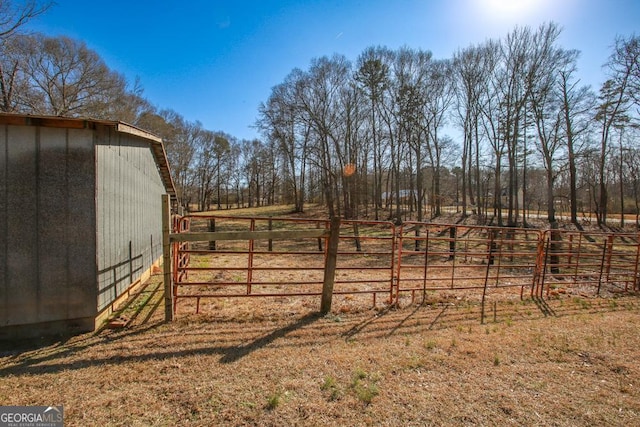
[0,113,176,197]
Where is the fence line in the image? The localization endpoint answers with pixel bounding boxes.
[162,209,640,321]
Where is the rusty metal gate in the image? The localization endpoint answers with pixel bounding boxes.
[169,215,396,313]
[534,229,640,298]
[396,222,542,304]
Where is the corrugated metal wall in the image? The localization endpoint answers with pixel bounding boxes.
[0,125,97,330]
[95,126,165,312]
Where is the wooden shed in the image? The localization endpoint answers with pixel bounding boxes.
[0,113,176,339]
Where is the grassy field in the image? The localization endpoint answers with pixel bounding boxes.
[2,205,639,426]
[1,272,640,426]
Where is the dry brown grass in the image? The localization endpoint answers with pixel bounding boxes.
[1,272,640,426]
[2,206,639,426]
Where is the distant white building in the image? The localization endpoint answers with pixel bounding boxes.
[381,190,417,203]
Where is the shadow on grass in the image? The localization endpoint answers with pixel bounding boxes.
[532,296,557,316]
[386,303,450,336]
[219,312,321,363]
[342,306,394,340]
[107,279,165,329]
[0,295,634,378]
[0,311,322,376]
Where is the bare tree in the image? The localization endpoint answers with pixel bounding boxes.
[355,46,393,220]
[336,80,366,219]
[241,139,267,208]
[0,1,51,111]
[383,47,430,221]
[593,35,638,226]
[224,141,242,208]
[622,144,640,229]
[382,47,424,222]
[498,25,537,226]
[613,35,640,110]
[253,27,640,224]
[477,39,507,224]
[17,34,127,118]
[136,109,199,207]
[0,0,50,39]
[193,127,214,211]
[297,54,352,218]
[257,68,311,212]
[453,43,492,217]
[0,35,28,111]
[110,76,156,125]
[557,60,596,226]
[595,79,630,226]
[212,133,231,209]
[423,58,455,218]
[527,30,577,223]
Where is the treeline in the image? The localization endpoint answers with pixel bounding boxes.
[2,3,639,227]
[0,2,302,212]
[258,22,640,227]
[0,1,256,211]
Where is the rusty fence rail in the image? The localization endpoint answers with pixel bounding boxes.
[162,209,640,320]
[332,219,397,305]
[535,229,640,298]
[172,215,190,285]
[396,222,542,305]
[168,214,396,314]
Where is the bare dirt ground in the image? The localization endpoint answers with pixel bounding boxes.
[2,206,639,426]
[1,273,640,426]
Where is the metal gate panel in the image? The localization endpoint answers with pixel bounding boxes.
[538,230,640,297]
[396,223,542,304]
[171,216,396,313]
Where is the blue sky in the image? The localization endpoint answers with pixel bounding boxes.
[25,0,639,141]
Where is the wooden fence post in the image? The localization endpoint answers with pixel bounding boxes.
[162,194,174,322]
[208,219,216,250]
[448,226,456,261]
[549,221,561,275]
[321,216,341,314]
[317,221,324,252]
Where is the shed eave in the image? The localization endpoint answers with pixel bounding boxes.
[0,112,177,197]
